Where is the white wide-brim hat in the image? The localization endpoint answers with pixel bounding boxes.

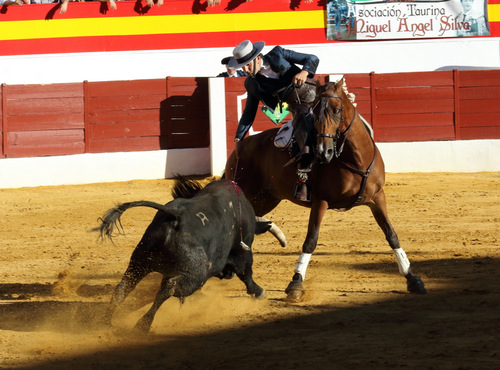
[227,40,265,69]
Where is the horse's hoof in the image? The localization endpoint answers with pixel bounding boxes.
[407,275,427,294]
[285,281,305,302]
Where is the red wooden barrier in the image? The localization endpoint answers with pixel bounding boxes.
[0,71,499,159]
[456,69,500,140]
[371,71,456,142]
[86,79,166,153]
[1,83,85,158]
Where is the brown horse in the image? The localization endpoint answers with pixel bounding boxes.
[225,78,426,301]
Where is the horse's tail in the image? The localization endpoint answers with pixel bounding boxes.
[255,216,287,248]
[96,201,177,242]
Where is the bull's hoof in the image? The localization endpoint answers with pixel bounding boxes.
[249,286,266,299]
[134,317,153,334]
[255,289,266,299]
[407,275,427,294]
[217,269,235,280]
[285,280,305,302]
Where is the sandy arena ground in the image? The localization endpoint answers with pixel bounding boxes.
[0,172,499,369]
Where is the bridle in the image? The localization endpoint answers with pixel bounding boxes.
[314,92,356,159]
[314,89,378,209]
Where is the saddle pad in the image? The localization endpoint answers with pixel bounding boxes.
[274,120,293,149]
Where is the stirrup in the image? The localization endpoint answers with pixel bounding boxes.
[293,180,310,202]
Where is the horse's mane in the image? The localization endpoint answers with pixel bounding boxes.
[171,175,204,199]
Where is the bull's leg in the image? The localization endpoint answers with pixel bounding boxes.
[107,264,151,324]
[232,251,265,299]
[285,200,328,302]
[368,190,426,294]
[134,276,176,334]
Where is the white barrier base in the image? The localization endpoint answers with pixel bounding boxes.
[377,139,500,173]
[0,148,210,189]
[0,140,498,189]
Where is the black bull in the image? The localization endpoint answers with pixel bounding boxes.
[97,177,286,333]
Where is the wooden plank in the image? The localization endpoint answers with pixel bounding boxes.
[375,86,454,101]
[224,78,246,92]
[344,73,371,87]
[87,109,159,124]
[5,129,84,157]
[349,88,371,101]
[375,125,455,142]
[375,112,453,129]
[459,85,500,100]
[87,79,165,97]
[458,70,500,87]
[166,107,209,119]
[164,119,209,135]
[165,133,208,149]
[7,97,84,115]
[88,95,164,111]
[6,129,83,146]
[7,113,84,130]
[374,99,455,114]
[89,122,161,139]
[5,83,83,99]
[373,71,454,88]
[458,112,500,127]
[458,99,500,113]
[460,126,500,139]
[87,136,162,153]
[5,144,85,158]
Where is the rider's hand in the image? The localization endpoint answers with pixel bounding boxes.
[293,70,309,86]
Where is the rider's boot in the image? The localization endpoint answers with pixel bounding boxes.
[293,151,313,202]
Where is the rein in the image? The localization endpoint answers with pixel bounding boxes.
[228,179,251,251]
[316,92,378,210]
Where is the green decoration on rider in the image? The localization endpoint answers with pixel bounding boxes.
[228,40,319,201]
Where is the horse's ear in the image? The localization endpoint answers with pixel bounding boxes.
[337,77,345,91]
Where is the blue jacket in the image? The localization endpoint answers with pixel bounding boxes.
[235,46,319,140]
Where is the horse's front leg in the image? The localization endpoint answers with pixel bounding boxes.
[285,200,328,302]
[369,190,426,294]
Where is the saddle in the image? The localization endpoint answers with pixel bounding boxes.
[272,79,318,168]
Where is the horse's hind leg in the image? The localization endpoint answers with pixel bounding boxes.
[368,190,426,294]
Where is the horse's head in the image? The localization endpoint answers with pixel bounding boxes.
[312,79,349,164]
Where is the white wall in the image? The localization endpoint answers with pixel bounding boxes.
[1,38,499,85]
[0,148,210,189]
[1,138,498,189]
[377,140,500,173]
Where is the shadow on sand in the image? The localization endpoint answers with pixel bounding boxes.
[2,256,498,369]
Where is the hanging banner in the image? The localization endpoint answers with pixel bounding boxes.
[327,0,490,40]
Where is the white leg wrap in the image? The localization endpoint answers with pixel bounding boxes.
[394,248,411,276]
[294,253,312,280]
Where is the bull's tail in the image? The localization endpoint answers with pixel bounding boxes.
[96,201,177,241]
[255,217,287,248]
